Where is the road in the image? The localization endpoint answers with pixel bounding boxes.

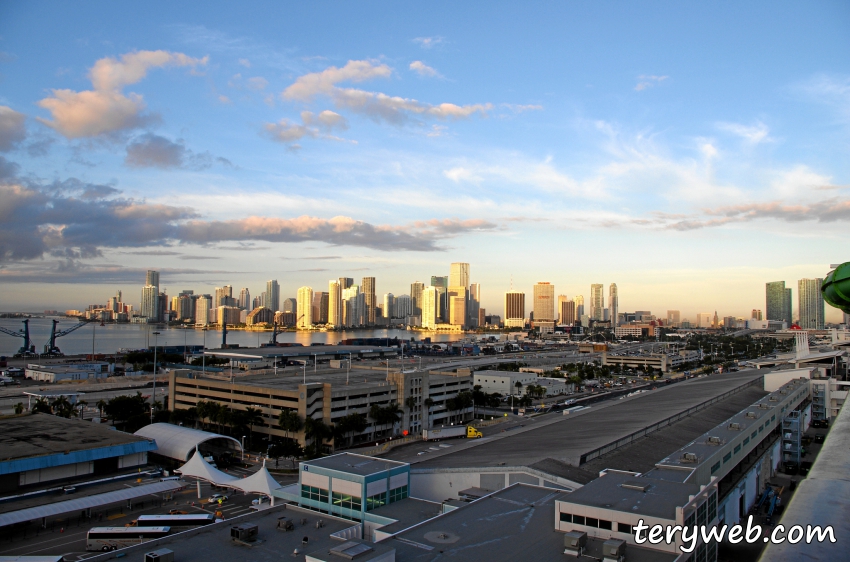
[0,477,294,559]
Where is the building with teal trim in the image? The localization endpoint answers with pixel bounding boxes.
[274,453,409,523]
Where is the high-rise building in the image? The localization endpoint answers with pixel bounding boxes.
[214,286,233,308]
[431,276,448,321]
[558,296,576,325]
[283,298,297,314]
[468,283,481,328]
[342,285,365,327]
[667,310,681,327]
[608,283,618,327]
[395,295,411,319]
[217,305,241,326]
[297,286,313,328]
[237,288,251,310]
[141,285,159,321]
[447,286,467,327]
[362,277,376,325]
[410,282,425,322]
[312,291,329,324]
[798,278,825,329]
[575,295,585,318]
[146,270,160,289]
[766,281,792,325]
[421,286,438,329]
[697,312,713,328]
[195,295,212,325]
[265,280,280,313]
[533,282,555,322]
[339,277,354,290]
[383,293,395,319]
[590,284,604,321]
[449,263,470,289]
[328,281,342,327]
[504,291,525,328]
[751,309,763,321]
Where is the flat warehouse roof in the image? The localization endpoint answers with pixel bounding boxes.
[0,413,154,464]
[303,453,408,477]
[202,345,397,359]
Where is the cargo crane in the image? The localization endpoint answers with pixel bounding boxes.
[266,322,280,346]
[0,319,35,357]
[44,319,91,356]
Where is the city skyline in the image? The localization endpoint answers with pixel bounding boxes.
[0,3,847,323]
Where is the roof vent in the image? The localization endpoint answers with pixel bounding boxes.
[780,390,788,395]
[231,523,258,543]
[622,480,652,492]
[564,531,588,555]
[330,542,374,560]
[759,404,771,410]
[144,549,174,562]
[680,452,699,463]
[746,412,757,419]
[769,397,779,402]
[602,539,627,562]
[707,436,722,445]
[728,423,742,431]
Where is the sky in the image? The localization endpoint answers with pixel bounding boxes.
[0,1,847,322]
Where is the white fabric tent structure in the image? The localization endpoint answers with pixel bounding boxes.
[175,448,240,485]
[230,460,282,505]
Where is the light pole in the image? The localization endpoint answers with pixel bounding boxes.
[202,327,207,374]
[241,435,246,461]
[347,352,352,385]
[151,331,160,423]
[302,361,306,384]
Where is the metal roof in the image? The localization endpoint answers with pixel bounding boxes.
[0,481,183,528]
[134,423,241,461]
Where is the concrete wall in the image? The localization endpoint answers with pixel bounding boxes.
[763,369,812,392]
[409,468,578,503]
[19,460,94,486]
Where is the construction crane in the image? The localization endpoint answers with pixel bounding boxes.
[0,319,35,357]
[44,319,91,356]
[266,322,280,346]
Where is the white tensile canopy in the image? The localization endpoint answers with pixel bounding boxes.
[231,461,282,505]
[175,448,240,485]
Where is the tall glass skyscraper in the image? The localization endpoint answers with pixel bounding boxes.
[798,278,825,329]
[766,281,792,324]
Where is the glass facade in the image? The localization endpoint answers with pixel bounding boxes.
[366,493,386,511]
[332,492,362,511]
[389,485,408,503]
[301,485,329,503]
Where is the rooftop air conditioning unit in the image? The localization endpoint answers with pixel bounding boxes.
[145,549,174,562]
[746,412,757,419]
[231,523,259,543]
[680,452,698,463]
[707,436,722,445]
[728,423,742,431]
[759,404,771,409]
[780,390,788,395]
[564,531,587,557]
[769,397,779,402]
[602,538,627,562]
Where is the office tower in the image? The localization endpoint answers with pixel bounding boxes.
[297,286,313,328]
[339,277,354,290]
[158,292,168,323]
[146,270,160,289]
[468,283,481,328]
[533,282,555,321]
[170,296,179,315]
[312,291,329,324]
[698,312,712,328]
[362,277,376,325]
[798,278,825,329]
[751,309,763,321]
[283,298,296,314]
[395,295,411,319]
[609,283,618,327]
[667,310,681,327]
[447,285,467,327]
[410,282,425,322]
[478,308,486,327]
[328,281,342,327]
[504,291,525,328]
[217,305,241,326]
[590,284,604,321]
[252,296,262,309]
[559,297,576,325]
[431,276,448,321]
[214,286,232,307]
[195,295,212,325]
[342,285,365,327]
[141,285,159,321]
[575,295,585,318]
[421,286,438,329]
[557,295,568,323]
[383,293,395,319]
[265,280,280,313]
[766,281,792,325]
[238,288,251,310]
[449,263,470,289]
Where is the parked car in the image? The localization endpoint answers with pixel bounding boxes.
[814,434,826,444]
[208,493,229,503]
[252,496,271,506]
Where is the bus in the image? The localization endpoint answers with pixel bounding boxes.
[128,514,217,529]
[86,526,170,551]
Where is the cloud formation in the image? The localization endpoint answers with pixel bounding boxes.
[124,133,231,169]
[409,61,439,77]
[264,110,349,147]
[0,106,27,151]
[635,75,668,91]
[37,50,208,138]
[282,60,491,125]
[717,121,772,144]
[413,37,445,49]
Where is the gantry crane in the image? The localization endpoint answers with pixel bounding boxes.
[0,319,35,357]
[44,319,91,356]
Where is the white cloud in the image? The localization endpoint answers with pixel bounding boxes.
[301,110,348,131]
[501,103,544,113]
[413,36,445,49]
[218,95,232,104]
[635,75,668,91]
[282,60,392,101]
[37,50,208,138]
[264,110,350,146]
[443,167,482,183]
[238,58,251,68]
[247,76,268,90]
[717,121,772,144]
[0,106,27,151]
[409,61,439,78]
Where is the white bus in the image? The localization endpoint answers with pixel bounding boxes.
[86,526,170,551]
[128,514,216,529]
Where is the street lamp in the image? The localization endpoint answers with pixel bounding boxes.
[347,352,352,385]
[241,435,246,461]
[151,331,160,423]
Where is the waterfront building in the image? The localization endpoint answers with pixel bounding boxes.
[146,270,159,289]
[410,282,425,324]
[590,283,604,321]
[217,305,241,326]
[247,306,274,326]
[468,283,481,328]
[297,286,313,328]
[238,288,251,310]
[265,280,280,313]
[362,277,376,326]
[395,294,412,319]
[798,278,825,329]
[448,286,467,327]
[312,291,329,325]
[328,280,342,327]
[195,295,212,325]
[421,286,438,329]
[766,281,793,325]
[383,293,394,320]
[430,276,448,321]
[449,262,470,289]
[504,291,525,328]
[141,285,159,322]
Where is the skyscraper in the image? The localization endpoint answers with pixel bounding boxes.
[362,277,376,325]
[146,270,160,289]
[395,295,411,319]
[575,295,585,318]
[667,310,681,327]
[766,281,792,325]
[447,285,467,327]
[195,295,212,325]
[238,288,251,311]
[421,286,438,329]
[798,278,825,329]
[215,286,233,307]
[328,280,341,327]
[266,280,280,313]
[431,276,448,321]
[468,283,481,328]
[141,285,159,321]
[558,296,576,325]
[339,277,354,290]
[608,283,618,327]
[504,291,525,328]
[590,284,604,321]
[297,286,313,328]
[312,291,329,324]
[449,263,470,289]
[383,293,395,319]
[410,282,425,323]
[533,282,555,322]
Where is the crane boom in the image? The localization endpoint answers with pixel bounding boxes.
[0,319,34,356]
[44,319,91,355]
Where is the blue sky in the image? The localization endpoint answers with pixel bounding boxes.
[0,1,847,321]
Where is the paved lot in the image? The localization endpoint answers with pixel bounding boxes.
[384,371,764,473]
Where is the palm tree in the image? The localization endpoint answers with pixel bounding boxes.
[77,399,88,419]
[14,402,24,415]
[304,417,331,457]
[278,410,303,442]
[243,407,263,449]
[423,398,434,429]
[51,396,74,418]
[96,399,107,418]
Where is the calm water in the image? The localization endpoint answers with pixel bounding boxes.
[0,317,470,356]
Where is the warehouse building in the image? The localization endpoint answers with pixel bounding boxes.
[0,414,156,493]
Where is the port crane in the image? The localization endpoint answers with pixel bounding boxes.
[0,319,34,356]
[44,319,91,356]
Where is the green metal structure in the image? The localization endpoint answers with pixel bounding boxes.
[822,262,850,314]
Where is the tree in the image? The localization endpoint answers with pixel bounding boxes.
[51,396,74,418]
[514,381,523,396]
[423,398,434,429]
[96,399,107,417]
[76,399,88,419]
[269,440,303,469]
[104,393,147,426]
[278,410,303,441]
[304,417,332,457]
[14,402,24,415]
[31,398,51,414]
[335,413,368,448]
[242,407,263,449]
